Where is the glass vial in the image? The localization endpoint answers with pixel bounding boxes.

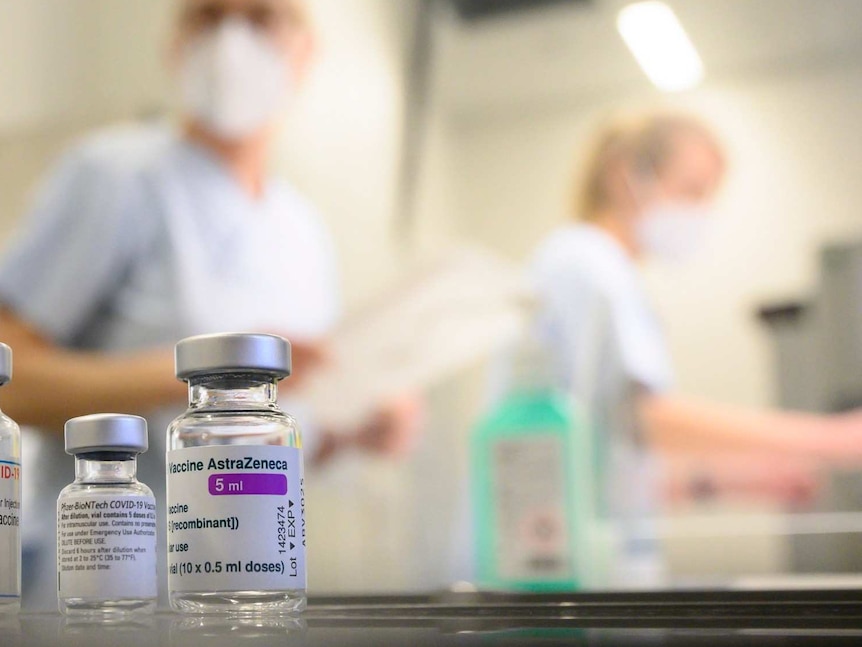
[0,344,21,613]
[57,414,157,616]
[167,333,306,615]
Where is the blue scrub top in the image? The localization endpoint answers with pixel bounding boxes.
[0,122,340,350]
[530,223,674,587]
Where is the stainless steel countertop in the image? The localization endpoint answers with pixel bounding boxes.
[6,590,862,646]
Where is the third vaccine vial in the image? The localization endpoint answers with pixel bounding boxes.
[0,344,21,613]
[167,333,306,614]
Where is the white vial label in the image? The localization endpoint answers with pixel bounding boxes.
[57,495,157,600]
[0,456,20,599]
[167,446,306,593]
[491,437,573,580]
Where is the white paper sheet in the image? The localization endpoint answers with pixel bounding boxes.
[295,247,535,428]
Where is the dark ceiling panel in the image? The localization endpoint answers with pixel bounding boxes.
[449,0,592,22]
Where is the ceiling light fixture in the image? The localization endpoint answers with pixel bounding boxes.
[617,1,704,92]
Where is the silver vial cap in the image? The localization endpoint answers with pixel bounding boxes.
[0,343,10,386]
[175,333,291,381]
[65,414,149,455]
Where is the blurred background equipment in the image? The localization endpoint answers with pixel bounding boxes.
[760,241,862,574]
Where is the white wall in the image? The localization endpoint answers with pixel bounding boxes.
[276,0,419,308]
[0,0,172,240]
[0,0,171,134]
[427,63,862,408]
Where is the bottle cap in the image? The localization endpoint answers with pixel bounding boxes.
[0,343,10,386]
[175,333,291,381]
[65,414,148,455]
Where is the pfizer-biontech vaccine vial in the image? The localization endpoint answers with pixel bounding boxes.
[0,344,21,614]
[167,333,305,615]
[57,414,157,616]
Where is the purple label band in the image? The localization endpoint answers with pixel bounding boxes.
[208,473,288,496]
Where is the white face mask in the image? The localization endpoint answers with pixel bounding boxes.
[178,18,292,140]
[635,201,714,263]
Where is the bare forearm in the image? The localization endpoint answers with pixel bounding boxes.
[640,394,859,463]
[0,307,186,429]
[0,346,183,431]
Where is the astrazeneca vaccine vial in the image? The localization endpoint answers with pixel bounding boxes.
[0,344,21,613]
[167,333,306,615]
[57,414,157,616]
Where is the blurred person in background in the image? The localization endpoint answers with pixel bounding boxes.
[0,0,417,608]
[529,110,862,585]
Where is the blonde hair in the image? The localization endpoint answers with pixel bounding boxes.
[574,111,725,221]
[173,0,315,32]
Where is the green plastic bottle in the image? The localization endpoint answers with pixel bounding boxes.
[470,341,588,592]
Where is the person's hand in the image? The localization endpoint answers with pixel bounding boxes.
[664,453,821,508]
[309,395,424,467]
[351,393,424,458]
[718,457,820,507]
[270,337,331,389]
